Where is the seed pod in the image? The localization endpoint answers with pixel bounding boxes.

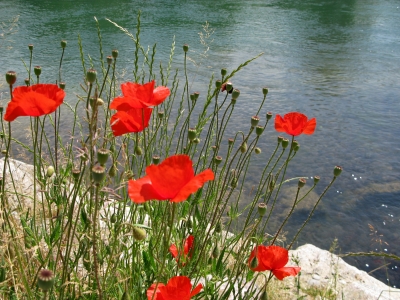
[37,269,55,292]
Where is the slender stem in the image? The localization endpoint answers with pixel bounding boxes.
[92,183,103,299]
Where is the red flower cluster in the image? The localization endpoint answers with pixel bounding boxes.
[109,81,170,136]
[248,245,301,280]
[4,84,65,122]
[275,112,316,136]
[147,276,202,300]
[169,235,194,265]
[129,155,214,203]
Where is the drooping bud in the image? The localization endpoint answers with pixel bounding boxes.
[333,166,343,177]
[212,245,220,258]
[183,44,189,53]
[92,165,106,184]
[281,138,289,149]
[188,128,197,141]
[215,221,222,233]
[255,126,264,136]
[135,146,142,156]
[258,203,267,217]
[240,142,248,153]
[108,164,117,178]
[313,176,320,185]
[266,112,273,120]
[61,40,67,48]
[221,68,227,76]
[37,269,55,292]
[298,178,306,188]
[112,49,119,59]
[254,147,262,154]
[232,89,240,100]
[214,156,223,166]
[106,56,113,65]
[132,226,146,241]
[251,116,260,127]
[193,138,200,144]
[86,68,97,83]
[152,155,160,165]
[46,166,55,178]
[110,213,117,223]
[97,148,110,166]
[5,71,17,85]
[33,66,41,77]
[59,82,66,90]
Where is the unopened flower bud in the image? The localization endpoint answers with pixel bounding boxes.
[157,111,164,119]
[269,177,275,191]
[254,147,262,154]
[232,89,240,100]
[215,221,222,233]
[183,44,189,53]
[333,166,343,177]
[108,164,117,178]
[135,146,142,156]
[24,78,30,86]
[212,245,220,258]
[255,126,264,136]
[262,87,269,96]
[112,49,119,59]
[132,226,146,241]
[59,82,66,90]
[266,112,273,120]
[240,142,248,153]
[86,69,97,83]
[5,71,17,85]
[72,168,80,181]
[96,98,104,106]
[46,166,55,178]
[28,44,34,51]
[258,203,267,217]
[230,177,238,188]
[37,269,54,292]
[277,136,283,144]
[92,165,105,184]
[281,138,289,149]
[153,155,160,165]
[298,178,306,188]
[97,148,110,166]
[110,213,117,223]
[215,80,222,89]
[34,66,41,76]
[251,116,260,127]
[106,56,113,65]
[193,138,200,144]
[250,256,259,269]
[214,156,223,165]
[221,68,227,76]
[188,128,197,141]
[61,40,67,48]
[313,176,320,185]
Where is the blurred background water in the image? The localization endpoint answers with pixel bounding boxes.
[1,0,400,286]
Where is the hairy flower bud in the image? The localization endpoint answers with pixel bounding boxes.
[334,166,343,177]
[108,164,117,178]
[86,69,97,83]
[46,166,55,178]
[132,226,146,241]
[250,256,259,269]
[135,146,143,156]
[240,142,248,153]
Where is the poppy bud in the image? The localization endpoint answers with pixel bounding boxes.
[211,145,217,152]
[259,290,268,300]
[254,147,262,154]
[132,226,146,241]
[255,126,264,136]
[28,44,34,51]
[24,78,30,86]
[212,245,220,258]
[333,166,343,177]
[110,213,117,223]
[108,164,117,178]
[5,71,17,85]
[37,269,55,292]
[190,93,196,101]
[59,82,66,90]
[46,166,55,178]
[250,256,259,269]
[221,68,227,76]
[258,203,267,217]
[188,128,197,141]
[89,97,96,108]
[215,80,222,89]
[135,146,142,156]
[251,116,260,127]
[298,178,306,188]
[281,138,289,149]
[92,165,105,184]
[215,221,222,233]
[152,155,160,165]
[72,168,80,181]
[34,66,41,76]
[61,40,67,49]
[277,136,283,144]
[262,87,269,96]
[112,49,119,59]
[183,44,189,53]
[96,98,104,106]
[228,138,234,146]
[313,176,320,185]
[186,217,193,229]
[158,111,164,119]
[266,112,273,120]
[194,92,200,100]
[293,144,300,152]
[97,148,110,166]
[225,82,233,93]
[269,177,275,191]
[106,55,113,65]
[232,89,240,100]
[214,156,223,165]
[193,138,200,144]
[240,142,248,153]
[230,177,238,188]
[86,68,97,83]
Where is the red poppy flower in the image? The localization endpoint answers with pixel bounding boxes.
[169,235,194,265]
[128,155,214,203]
[147,276,202,300]
[248,245,301,280]
[110,80,170,110]
[110,107,152,136]
[4,84,65,122]
[274,112,316,136]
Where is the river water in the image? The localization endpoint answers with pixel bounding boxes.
[1,0,400,286]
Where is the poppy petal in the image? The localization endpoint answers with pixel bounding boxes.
[272,266,301,280]
[110,108,152,136]
[147,283,165,300]
[190,283,203,297]
[171,169,214,203]
[160,276,193,300]
[153,86,170,105]
[169,244,178,258]
[109,95,132,111]
[274,114,285,133]
[184,235,195,255]
[128,176,165,203]
[145,155,195,199]
[248,245,269,272]
[260,245,289,270]
[302,118,316,134]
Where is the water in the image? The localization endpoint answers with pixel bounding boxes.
[1,0,400,285]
